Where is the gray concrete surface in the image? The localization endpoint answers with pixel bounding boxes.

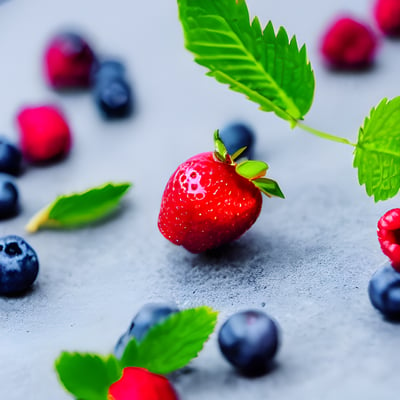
[1,0,400,399]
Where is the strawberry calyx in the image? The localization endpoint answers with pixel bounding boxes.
[213,130,284,199]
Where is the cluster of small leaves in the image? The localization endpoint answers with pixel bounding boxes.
[177,0,400,202]
[55,306,218,400]
[214,130,284,198]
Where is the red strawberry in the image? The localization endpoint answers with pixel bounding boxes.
[44,31,96,89]
[158,131,284,253]
[377,208,400,271]
[374,0,400,36]
[16,105,72,163]
[320,16,378,69]
[108,367,178,400]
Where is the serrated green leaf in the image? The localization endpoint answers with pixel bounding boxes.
[354,97,400,202]
[253,177,285,198]
[26,182,132,232]
[55,352,122,400]
[177,0,315,124]
[121,306,218,375]
[236,160,268,179]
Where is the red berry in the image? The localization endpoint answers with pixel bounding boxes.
[44,32,96,89]
[320,17,378,69]
[374,0,400,36]
[16,105,72,163]
[377,208,400,271]
[108,367,178,400]
[158,133,284,253]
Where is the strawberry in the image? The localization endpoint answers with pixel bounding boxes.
[108,367,178,400]
[377,208,400,271]
[158,131,284,253]
[16,105,72,163]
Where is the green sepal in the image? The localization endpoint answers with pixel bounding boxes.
[231,146,248,161]
[213,129,229,162]
[236,160,268,180]
[54,352,122,400]
[253,177,285,198]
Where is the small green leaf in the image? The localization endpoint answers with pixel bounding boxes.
[177,0,315,124]
[214,129,228,162]
[354,97,400,201]
[120,338,139,368]
[121,306,218,375]
[236,160,268,179]
[26,182,132,232]
[253,177,285,198]
[55,352,122,400]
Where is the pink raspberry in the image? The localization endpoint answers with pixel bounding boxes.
[108,367,179,400]
[44,32,96,89]
[16,105,72,163]
[374,0,400,36]
[320,17,378,69]
[377,208,400,271]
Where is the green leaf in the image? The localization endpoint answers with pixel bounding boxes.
[177,0,315,124]
[55,352,122,400]
[253,177,285,198]
[121,306,218,375]
[236,160,268,179]
[354,97,400,201]
[26,182,132,232]
[120,338,139,368]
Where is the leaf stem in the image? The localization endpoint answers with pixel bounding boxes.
[25,207,50,233]
[296,122,356,147]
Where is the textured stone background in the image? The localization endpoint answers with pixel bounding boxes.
[1,0,400,399]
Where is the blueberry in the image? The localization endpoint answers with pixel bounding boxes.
[94,78,133,119]
[114,303,179,358]
[219,123,255,159]
[369,262,400,318]
[91,60,126,84]
[114,331,131,359]
[0,235,39,295]
[0,175,19,219]
[0,136,22,176]
[218,310,280,376]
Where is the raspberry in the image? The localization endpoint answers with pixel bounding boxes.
[108,367,178,400]
[374,0,400,36]
[44,31,96,89]
[320,17,378,69]
[377,208,400,271]
[16,105,72,163]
